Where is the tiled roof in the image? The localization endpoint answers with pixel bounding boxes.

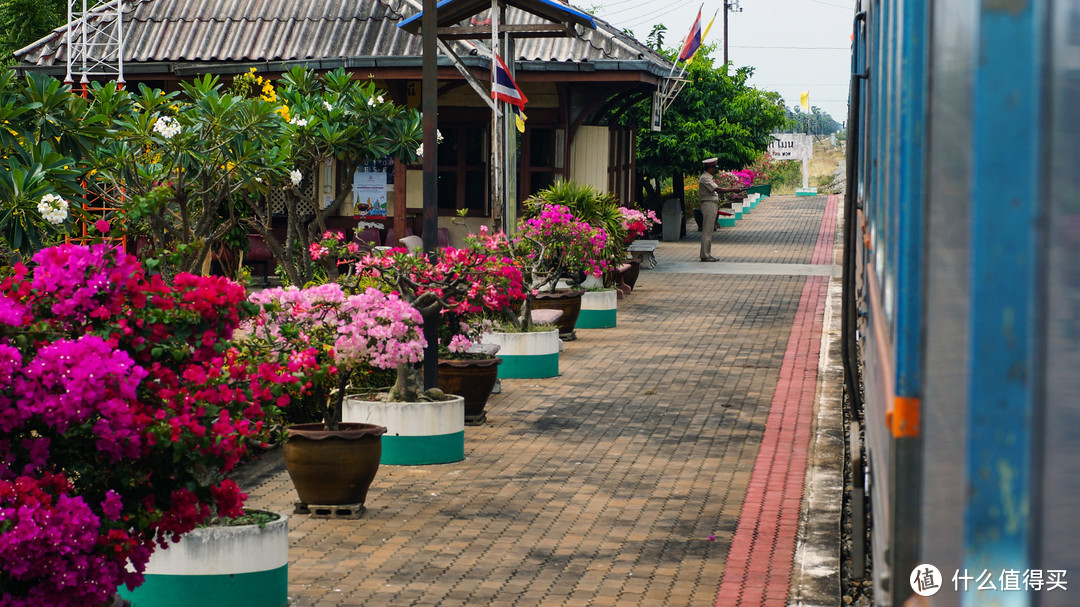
[15,0,672,77]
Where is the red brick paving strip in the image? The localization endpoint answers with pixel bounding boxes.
[714,194,838,607]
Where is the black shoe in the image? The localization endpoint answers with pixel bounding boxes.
[700,256,719,262]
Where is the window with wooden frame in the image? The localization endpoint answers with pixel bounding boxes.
[436,124,489,215]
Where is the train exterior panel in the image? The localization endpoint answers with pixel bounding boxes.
[844,0,1080,605]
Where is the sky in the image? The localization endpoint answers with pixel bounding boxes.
[589,0,856,123]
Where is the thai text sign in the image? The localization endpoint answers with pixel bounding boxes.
[353,170,388,217]
[768,133,813,161]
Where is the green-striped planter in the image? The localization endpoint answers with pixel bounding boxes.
[481,329,560,378]
[732,201,744,220]
[577,290,617,329]
[342,396,465,465]
[120,513,288,607]
[747,184,771,197]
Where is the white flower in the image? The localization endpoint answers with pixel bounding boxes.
[153,115,181,139]
[290,169,303,186]
[436,129,444,143]
[367,97,376,107]
[377,95,384,104]
[37,193,69,225]
[255,177,263,183]
[416,143,424,158]
[290,117,308,127]
[323,101,333,111]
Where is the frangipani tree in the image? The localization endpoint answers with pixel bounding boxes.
[249,67,422,286]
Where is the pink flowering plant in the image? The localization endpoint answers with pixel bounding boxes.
[0,243,300,606]
[619,207,661,242]
[238,282,426,428]
[514,202,611,290]
[350,231,527,401]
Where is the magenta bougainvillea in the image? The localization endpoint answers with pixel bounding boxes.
[0,244,300,606]
[618,207,661,242]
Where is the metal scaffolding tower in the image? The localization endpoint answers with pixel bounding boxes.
[65,0,125,85]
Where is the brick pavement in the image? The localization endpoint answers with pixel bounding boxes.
[235,194,842,606]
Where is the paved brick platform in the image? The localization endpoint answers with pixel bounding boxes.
[234,194,843,606]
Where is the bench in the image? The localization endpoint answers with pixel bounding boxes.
[627,239,659,269]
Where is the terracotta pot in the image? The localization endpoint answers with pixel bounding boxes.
[283,423,385,506]
[438,357,502,424]
[530,289,584,340]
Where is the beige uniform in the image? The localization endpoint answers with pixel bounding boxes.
[698,171,720,260]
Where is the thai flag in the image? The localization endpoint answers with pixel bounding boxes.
[678,8,703,63]
[492,54,528,108]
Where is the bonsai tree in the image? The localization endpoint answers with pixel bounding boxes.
[522,180,628,276]
[0,242,299,606]
[347,234,527,402]
[237,281,427,430]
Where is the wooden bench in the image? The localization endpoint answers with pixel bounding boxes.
[627,239,659,269]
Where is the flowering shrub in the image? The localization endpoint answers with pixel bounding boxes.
[516,204,611,290]
[0,243,298,606]
[745,153,779,185]
[619,207,661,241]
[238,282,427,424]
[347,230,526,400]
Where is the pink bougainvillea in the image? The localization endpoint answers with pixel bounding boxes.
[0,243,299,606]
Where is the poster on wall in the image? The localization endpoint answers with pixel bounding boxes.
[353,170,388,217]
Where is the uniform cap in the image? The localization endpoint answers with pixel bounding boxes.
[702,157,718,166]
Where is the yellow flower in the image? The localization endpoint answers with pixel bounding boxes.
[275,104,290,122]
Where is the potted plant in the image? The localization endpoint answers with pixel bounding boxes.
[512,203,612,340]
[0,242,296,606]
[435,312,502,424]
[238,282,426,506]
[323,229,526,463]
[614,206,661,293]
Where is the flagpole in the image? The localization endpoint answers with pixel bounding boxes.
[491,0,503,233]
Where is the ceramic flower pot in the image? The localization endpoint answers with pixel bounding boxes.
[119,512,288,607]
[530,289,584,340]
[481,329,560,379]
[342,396,466,465]
[438,357,502,424]
[282,423,385,506]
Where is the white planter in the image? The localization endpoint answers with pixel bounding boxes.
[120,512,288,607]
[577,290,617,329]
[482,329,560,378]
[343,396,465,465]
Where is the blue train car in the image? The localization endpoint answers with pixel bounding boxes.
[843,0,1080,605]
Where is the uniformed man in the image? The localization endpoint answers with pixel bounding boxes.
[698,157,746,262]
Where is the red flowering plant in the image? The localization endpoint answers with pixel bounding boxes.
[618,207,661,242]
[0,243,300,606]
[345,230,527,402]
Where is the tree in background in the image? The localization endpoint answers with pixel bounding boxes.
[786,105,843,135]
[615,40,787,225]
[0,0,66,63]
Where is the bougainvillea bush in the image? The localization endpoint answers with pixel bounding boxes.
[618,207,661,242]
[346,230,526,401]
[0,243,301,606]
[238,282,427,426]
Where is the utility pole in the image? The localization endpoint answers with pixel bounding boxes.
[723,0,742,65]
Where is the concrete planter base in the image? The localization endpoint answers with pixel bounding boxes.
[481,329,560,378]
[120,513,288,607]
[342,396,465,465]
[577,290,617,329]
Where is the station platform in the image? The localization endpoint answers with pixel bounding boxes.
[234,193,846,606]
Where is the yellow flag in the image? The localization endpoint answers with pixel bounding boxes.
[513,105,527,133]
[799,91,810,112]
